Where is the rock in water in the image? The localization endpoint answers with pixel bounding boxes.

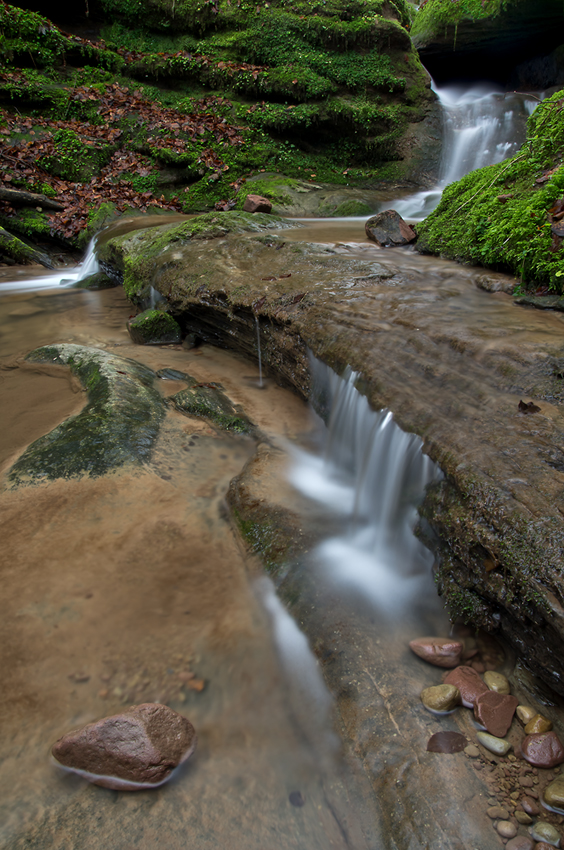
[420,683,460,712]
[530,822,562,846]
[51,703,197,790]
[521,731,564,769]
[473,690,518,738]
[243,194,272,214]
[365,210,416,247]
[127,309,182,345]
[409,636,463,667]
[483,670,511,694]
[443,665,489,708]
[524,713,552,734]
[544,777,564,812]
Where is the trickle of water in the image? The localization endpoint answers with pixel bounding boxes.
[290,359,442,614]
[389,82,539,222]
[255,315,263,388]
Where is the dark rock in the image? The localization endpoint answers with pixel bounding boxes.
[409,636,463,667]
[521,731,564,768]
[72,272,118,291]
[444,666,489,708]
[243,195,272,214]
[473,690,519,738]
[365,210,416,247]
[426,731,467,753]
[52,703,197,790]
[127,309,182,345]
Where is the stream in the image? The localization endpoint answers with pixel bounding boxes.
[1,83,564,850]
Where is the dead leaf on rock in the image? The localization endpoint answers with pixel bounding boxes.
[518,400,541,414]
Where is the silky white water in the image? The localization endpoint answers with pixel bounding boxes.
[290,359,442,615]
[0,238,100,293]
[389,82,538,221]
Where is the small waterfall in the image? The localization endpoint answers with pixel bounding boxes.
[0,237,100,293]
[255,316,263,387]
[290,359,441,614]
[74,237,100,281]
[390,83,537,222]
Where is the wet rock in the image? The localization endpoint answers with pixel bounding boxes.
[465,744,480,758]
[474,690,519,738]
[365,210,416,248]
[515,811,533,825]
[426,731,467,753]
[506,838,534,850]
[409,636,463,668]
[488,805,510,819]
[530,822,561,846]
[524,714,553,735]
[477,730,511,756]
[522,732,564,769]
[484,670,511,694]
[444,665,489,708]
[420,683,460,712]
[536,844,561,850]
[497,821,517,839]
[517,706,538,725]
[544,778,564,812]
[72,272,118,291]
[172,384,254,434]
[51,703,197,790]
[521,797,540,816]
[243,194,272,214]
[127,308,182,345]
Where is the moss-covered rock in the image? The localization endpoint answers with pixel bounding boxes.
[415,90,564,293]
[72,272,118,290]
[0,225,54,268]
[7,344,166,485]
[172,384,254,433]
[127,308,182,344]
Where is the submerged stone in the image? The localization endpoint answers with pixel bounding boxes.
[483,670,511,694]
[426,731,467,753]
[530,822,562,847]
[52,703,196,790]
[476,730,511,756]
[127,308,181,345]
[172,385,254,434]
[444,665,488,708]
[72,272,118,291]
[7,344,165,484]
[524,713,552,734]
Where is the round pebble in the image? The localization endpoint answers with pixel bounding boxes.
[497,821,517,839]
[522,798,540,816]
[488,806,510,819]
[420,684,460,713]
[477,730,511,756]
[544,778,564,812]
[484,671,511,694]
[517,706,537,725]
[465,744,480,758]
[506,838,534,850]
[525,715,553,735]
[530,822,561,846]
[515,811,533,825]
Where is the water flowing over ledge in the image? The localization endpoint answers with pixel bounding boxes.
[290,358,442,616]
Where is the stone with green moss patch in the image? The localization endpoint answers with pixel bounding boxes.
[172,384,254,434]
[128,308,182,344]
[7,344,166,485]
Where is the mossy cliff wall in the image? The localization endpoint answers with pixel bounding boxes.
[416,90,564,294]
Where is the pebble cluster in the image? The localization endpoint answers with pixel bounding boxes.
[410,635,564,847]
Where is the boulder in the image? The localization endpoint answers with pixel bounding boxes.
[51,703,197,790]
[243,195,272,214]
[127,308,182,345]
[365,210,416,247]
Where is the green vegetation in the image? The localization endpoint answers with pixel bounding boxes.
[411,0,505,43]
[128,308,182,344]
[416,90,564,293]
[39,129,113,182]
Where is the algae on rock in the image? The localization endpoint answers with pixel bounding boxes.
[7,345,166,485]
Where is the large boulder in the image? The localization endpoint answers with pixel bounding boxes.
[365,209,416,247]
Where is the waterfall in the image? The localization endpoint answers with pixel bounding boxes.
[289,359,442,615]
[389,82,537,222]
[0,237,99,293]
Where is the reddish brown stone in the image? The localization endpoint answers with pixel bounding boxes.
[52,703,197,790]
[505,838,534,850]
[521,731,564,769]
[444,665,489,708]
[409,636,463,668]
[520,797,540,816]
[365,210,416,247]
[474,690,518,738]
[242,194,272,214]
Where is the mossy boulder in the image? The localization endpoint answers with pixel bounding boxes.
[7,344,166,485]
[172,384,254,433]
[415,90,564,293]
[0,225,54,268]
[412,0,564,84]
[72,272,118,290]
[127,308,182,344]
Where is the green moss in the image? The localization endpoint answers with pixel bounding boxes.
[39,128,113,183]
[411,0,504,44]
[330,199,372,216]
[0,207,51,241]
[172,384,254,433]
[7,344,166,484]
[416,90,564,292]
[128,308,182,344]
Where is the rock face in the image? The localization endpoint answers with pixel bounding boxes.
[409,636,463,667]
[365,210,416,247]
[98,211,564,697]
[52,703,197,790]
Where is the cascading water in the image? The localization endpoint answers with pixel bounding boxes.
[0,237,100,293]
[389,82,537,221]
[290,358,442,614]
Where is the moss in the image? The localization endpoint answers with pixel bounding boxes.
[331,199,372,216]
[7,344,166,485]
[411,0,505,44]
[128,308,182,344]
[416,90,564,293]
[39,128,113,183]
[172,384,254,433]
[0,208,51,242]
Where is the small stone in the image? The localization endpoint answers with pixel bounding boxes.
[477,730,511,756]
[409,637,463,668]
[242,194,272,214]
[51,703,197,790]
[497,821,517,839]
[484,671,511,694]
[187,678,205,692]
[488,806,510,819]
[519,776,534,787]
[474,690,519,738]
[420,684,460,712]
[506,838,534,850]
[465,744,480,758]
[521,797,540,816]
[517,706,537,725]
[365,209,416,247]
[524,714,553,735]
[522,732,564,769]
[444,665,489,708]
[544,778,564,812]
[289,791,305,807]
[530,821,561,846]
[536,844,560,850]
[515,811,533,825]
